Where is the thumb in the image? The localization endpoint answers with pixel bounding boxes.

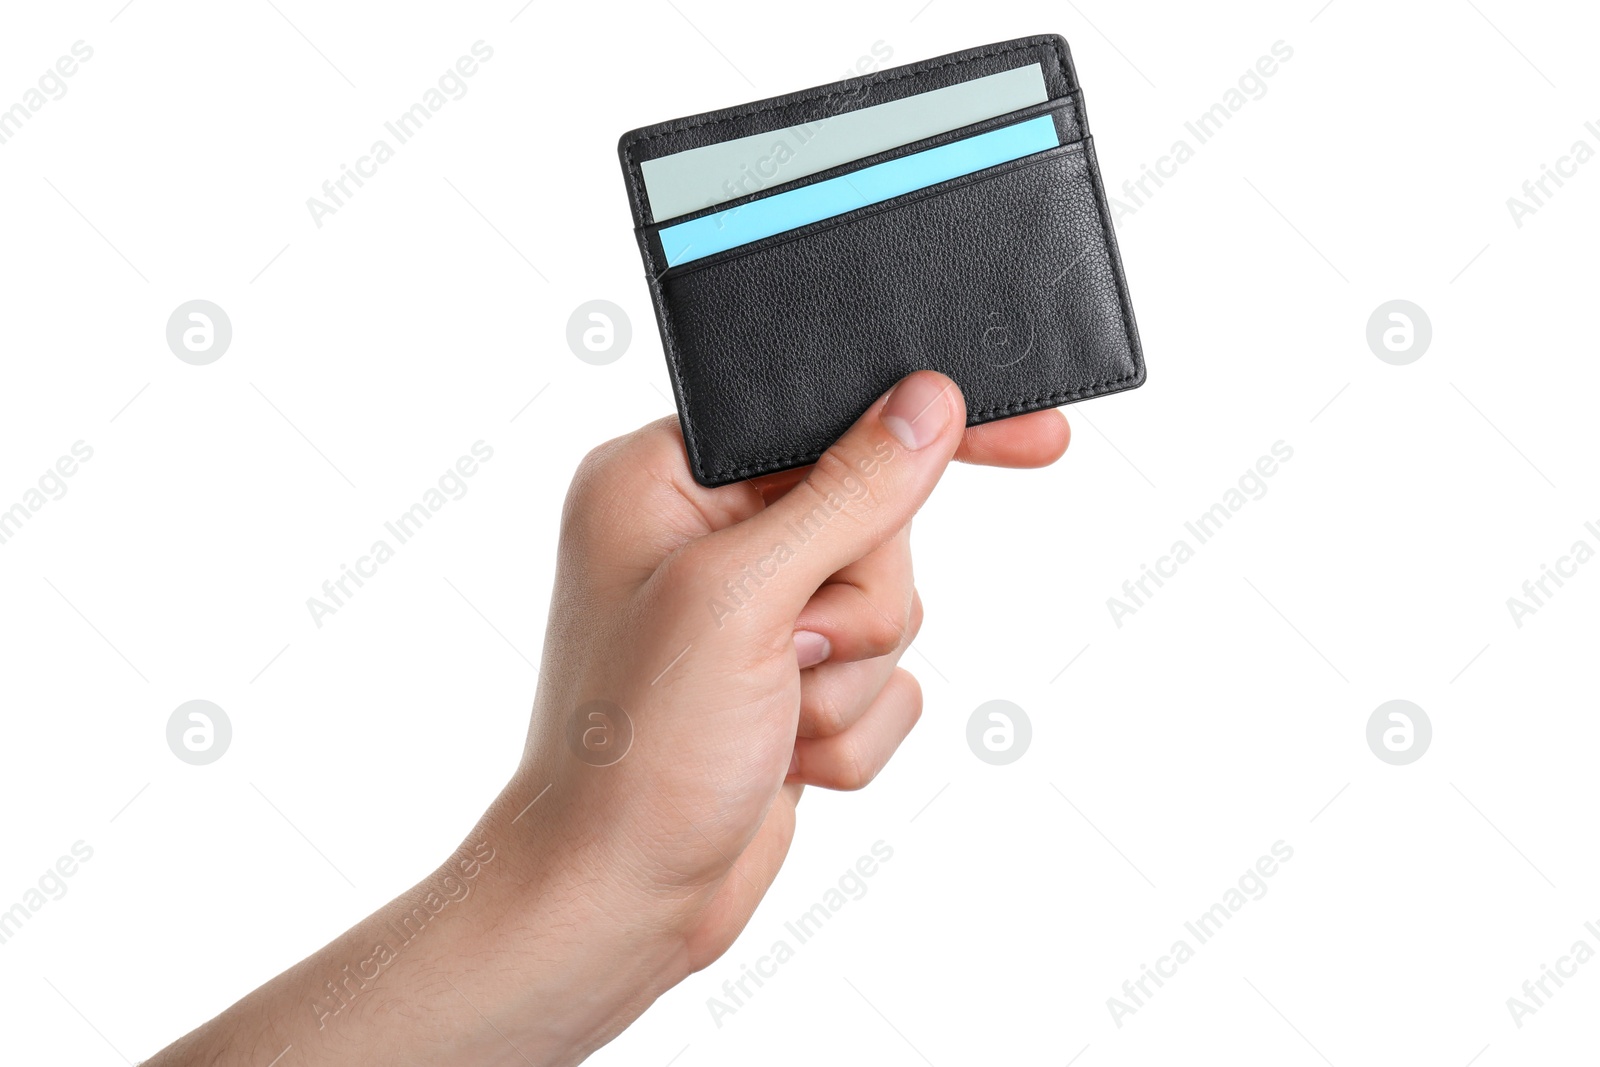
[709,371,965,621]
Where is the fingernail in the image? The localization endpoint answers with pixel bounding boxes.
[794,630,831,669]
[788,749,800,777]
[881,374,951,451]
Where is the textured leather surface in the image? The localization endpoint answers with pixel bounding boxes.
[617,34,1145,487]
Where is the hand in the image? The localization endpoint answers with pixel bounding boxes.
[148,372,1068,1067]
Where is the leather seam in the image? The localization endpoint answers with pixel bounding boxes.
[1044,34,1144,392]
[698,372,1144,481]
[1079,143,1145,397]
[643,261,706,480]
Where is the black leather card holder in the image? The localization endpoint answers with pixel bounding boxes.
[618,34,1145,487]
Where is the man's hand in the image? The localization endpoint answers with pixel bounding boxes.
[147,372,1068,1067]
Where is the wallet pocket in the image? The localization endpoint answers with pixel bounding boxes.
[655,136,1143,484]
[641,94,1087,276]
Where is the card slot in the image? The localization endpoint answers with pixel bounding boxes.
[640,63,1055,222]
[651,140,1143,485]
[640,92,1085,240]
[651,117,1072,268]
[650,135,1090,279]
[619,34,1083,228]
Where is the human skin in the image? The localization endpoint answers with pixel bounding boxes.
[146,371,1068,1066]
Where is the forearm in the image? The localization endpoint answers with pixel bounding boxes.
[145,821,689,1067]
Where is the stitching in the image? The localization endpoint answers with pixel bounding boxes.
[1064,78,1145,406]
[644,260,704,478]
[701,372,1143,481]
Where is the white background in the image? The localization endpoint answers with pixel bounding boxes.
[2,0,1597,1064]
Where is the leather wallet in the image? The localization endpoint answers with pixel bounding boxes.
[618,33,1145,487]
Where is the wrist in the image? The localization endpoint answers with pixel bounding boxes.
[148,828,691,1067]
[303,830,692,1066]
[419,839,694,1066]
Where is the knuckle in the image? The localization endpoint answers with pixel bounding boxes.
[563,442,629,533]
[835,737,877,791]
[893,668,924,726]
[857,608,905,659]
[565,419,684,529]
[804,687,850,738]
